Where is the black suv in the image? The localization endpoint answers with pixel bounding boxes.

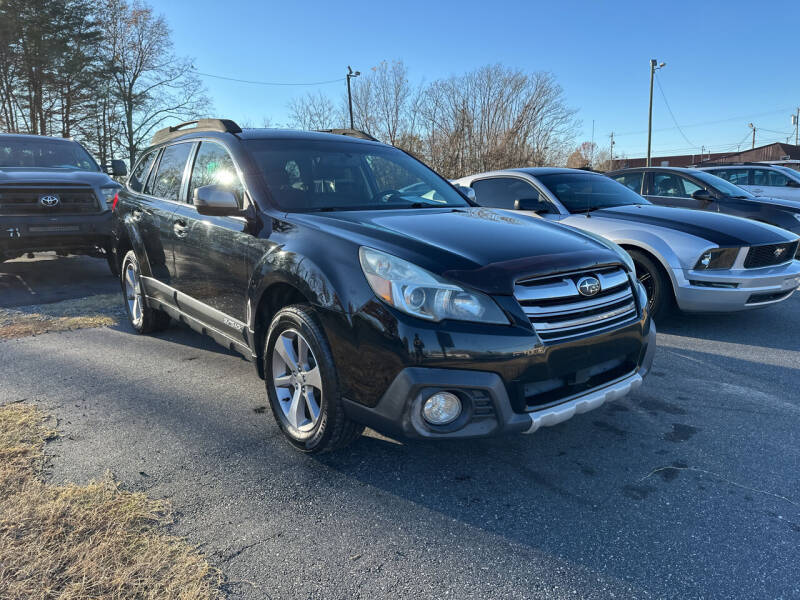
[607,166,800,236]
[0,133,127,268]
[112,119,655,452]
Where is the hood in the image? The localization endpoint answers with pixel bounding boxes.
[292,207,626,295]
[0,167,117,187]
[593,204,795,247]
[725,195,800,213]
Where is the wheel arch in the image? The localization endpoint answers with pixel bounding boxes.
[617,242,677,305]
[115,216,152,277]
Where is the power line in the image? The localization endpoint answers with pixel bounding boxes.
[612,106,795,137]
[191,69,345,87]
[654,73,695,147]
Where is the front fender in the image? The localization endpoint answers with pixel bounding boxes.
[246,245,350,334]
[116,214,152,277]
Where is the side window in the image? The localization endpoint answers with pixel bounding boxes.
[715,169,749,186]
[188,142,245,206]
[612,172,643,194]
[471,177,541,209]
[652,173,701,197]
[149,143,193,202]
[128,150,157,192]
[679,176,702,196]
[753,168,790,187]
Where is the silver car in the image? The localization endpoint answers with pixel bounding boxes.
[453,168,800,317]
[698,164,800,203]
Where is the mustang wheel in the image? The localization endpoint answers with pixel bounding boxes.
[120,250,171,334]
[264,305,363,453]
[629,249,672,320]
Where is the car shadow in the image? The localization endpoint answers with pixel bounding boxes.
[656,293,799,351]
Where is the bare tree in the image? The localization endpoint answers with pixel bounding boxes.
[288,92,338,130]
[417,66,579,178]
[566,141,597,169]
[102,0,210,166]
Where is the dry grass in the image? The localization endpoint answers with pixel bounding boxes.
[0,294,124,339]
[0,403,225,599]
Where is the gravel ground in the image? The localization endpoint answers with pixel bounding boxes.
[0,256,798,599]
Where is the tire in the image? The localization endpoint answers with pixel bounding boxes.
[264,305,364,453]
[628,249,673,320]
[120,250,171,334]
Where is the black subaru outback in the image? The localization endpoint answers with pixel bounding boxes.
[111,119,655,452]
[0,133,127,269]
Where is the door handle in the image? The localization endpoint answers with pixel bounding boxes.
[173,220,189,238]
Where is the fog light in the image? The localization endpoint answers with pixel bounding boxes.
[422,392,462,425]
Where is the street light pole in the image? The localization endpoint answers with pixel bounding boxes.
[748,122,756,149]
[346,66,360,130]
[646,59,666,167]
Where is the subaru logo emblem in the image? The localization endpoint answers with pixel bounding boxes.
[577,276,601,297]
[39,194,60,207]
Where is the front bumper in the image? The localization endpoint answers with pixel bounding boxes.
[341,318,656,440]
[0,212,112,258]
[671,260,800,312]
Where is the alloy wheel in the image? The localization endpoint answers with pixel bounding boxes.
[124,261,143,327]
[271,329,323,432]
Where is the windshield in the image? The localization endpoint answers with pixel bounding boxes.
[536,172,650,212]
[692,170,753,197]
[244,139,469,212]
[772,165,800,180]
[0,138,100,171]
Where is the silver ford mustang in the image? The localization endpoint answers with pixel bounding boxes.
[452,168,800,317]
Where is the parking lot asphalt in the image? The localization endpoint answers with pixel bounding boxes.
[0,254,117,307]
[1,257,798,599]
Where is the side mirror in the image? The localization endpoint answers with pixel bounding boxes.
[105,159,127,177]
[691,189,713,202]
[514,198,549,213]
[194,184,241,217]
[454,184,476,202]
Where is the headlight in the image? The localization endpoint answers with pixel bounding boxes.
[359,247,509,324]
[100,186,119,202]
[694,247,739,270]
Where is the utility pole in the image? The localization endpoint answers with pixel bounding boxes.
[748,122,756,149]
[646,59,666,167]
[346,66,361,130]
[793,108,799,146]
[609,132,615,168]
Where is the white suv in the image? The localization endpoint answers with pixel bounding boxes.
[698,164,800,203]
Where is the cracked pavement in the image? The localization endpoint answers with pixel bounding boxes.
[1,256,799,599]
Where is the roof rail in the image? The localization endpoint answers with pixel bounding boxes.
[151,119,242,145]
[316,128,378,142]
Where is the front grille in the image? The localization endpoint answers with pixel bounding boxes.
[743,241,798,268]
[515,266,639,344]
[0,186,100,215]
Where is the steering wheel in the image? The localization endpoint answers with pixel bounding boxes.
[371,189,404,203]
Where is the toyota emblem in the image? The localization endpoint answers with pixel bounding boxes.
[39,194,60,207]
[774,247,786,258]
[577,276,601,297]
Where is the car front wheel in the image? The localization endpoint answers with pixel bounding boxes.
[629,249,672,320]
[120,250,171,334]
[264,305,363,453]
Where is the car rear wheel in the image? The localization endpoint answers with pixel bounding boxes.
[629,249,672,320]
[264,305,364,453]
[120,250,170,334]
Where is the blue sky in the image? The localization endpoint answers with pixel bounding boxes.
[157,0,800,159]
